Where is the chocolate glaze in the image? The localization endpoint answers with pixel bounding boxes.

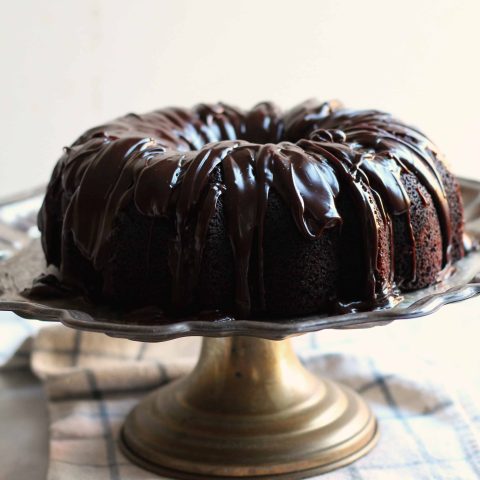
[38,100,464,317]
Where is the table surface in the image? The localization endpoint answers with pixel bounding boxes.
[0,369,48,480]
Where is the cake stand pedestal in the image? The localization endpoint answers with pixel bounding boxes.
[121,335,377,479]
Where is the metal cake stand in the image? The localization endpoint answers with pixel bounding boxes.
[1,178,480,479]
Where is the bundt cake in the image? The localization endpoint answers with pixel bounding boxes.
[37,100,465,318]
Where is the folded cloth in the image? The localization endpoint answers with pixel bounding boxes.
[32,327,200,480]
[2,311,480,480]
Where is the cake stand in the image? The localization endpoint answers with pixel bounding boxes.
[1,178,480,479]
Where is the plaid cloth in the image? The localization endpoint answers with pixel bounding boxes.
[1,305,480,480]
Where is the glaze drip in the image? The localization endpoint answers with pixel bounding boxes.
[38,100,463,317]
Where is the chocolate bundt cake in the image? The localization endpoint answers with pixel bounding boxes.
[37,100,465,318]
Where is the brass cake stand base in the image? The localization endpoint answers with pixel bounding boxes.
[120,336,378,479]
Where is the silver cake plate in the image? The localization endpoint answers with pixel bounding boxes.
[1,178,480,342]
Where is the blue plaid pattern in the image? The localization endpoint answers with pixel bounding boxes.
[1,306,480,480]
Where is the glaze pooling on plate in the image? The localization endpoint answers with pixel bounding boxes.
[1,178,480,341]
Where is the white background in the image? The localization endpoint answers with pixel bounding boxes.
[1,0,479,195]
